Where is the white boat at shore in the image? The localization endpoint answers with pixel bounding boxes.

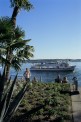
[30,61,76,72]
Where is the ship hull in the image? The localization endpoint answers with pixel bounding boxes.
[30,66,75,72]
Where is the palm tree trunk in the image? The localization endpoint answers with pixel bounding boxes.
[5,6,19,79]
[5,64,10,80]
[11,6,19,26]
[5,49,13,80]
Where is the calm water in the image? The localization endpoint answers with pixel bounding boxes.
[1,62,81,86]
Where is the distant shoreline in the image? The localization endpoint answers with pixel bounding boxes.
[25,59,81,63]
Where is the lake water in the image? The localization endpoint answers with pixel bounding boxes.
[1,61,81,86]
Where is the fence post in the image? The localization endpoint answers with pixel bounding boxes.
[40,76,42,82]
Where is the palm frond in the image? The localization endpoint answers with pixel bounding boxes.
[10,0,33,10]
[0,17,34,75]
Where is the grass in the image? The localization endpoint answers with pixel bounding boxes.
[11,81,72,122]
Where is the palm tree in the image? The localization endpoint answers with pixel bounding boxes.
[0,17,34,79]
[10,0,33,26]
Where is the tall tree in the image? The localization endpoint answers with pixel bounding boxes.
[0,17,34,79]
[10,0,33,26]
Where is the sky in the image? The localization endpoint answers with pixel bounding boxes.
[0,0,81,59]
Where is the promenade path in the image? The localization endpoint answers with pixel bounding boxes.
[71,87,81,122]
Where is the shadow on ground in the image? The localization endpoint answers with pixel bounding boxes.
[60,90,79,96]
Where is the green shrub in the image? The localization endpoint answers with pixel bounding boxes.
[0,69,28,122]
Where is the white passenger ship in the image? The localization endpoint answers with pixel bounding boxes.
[30,61,76,72]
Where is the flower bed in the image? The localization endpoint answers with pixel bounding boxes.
[11,82,72,122]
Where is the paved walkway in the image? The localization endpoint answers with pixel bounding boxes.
[71,87,81,122]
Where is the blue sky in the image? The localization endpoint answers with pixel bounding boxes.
[0,0,81,59]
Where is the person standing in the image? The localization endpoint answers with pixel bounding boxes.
[72,77,78,91]
[23,68,31,82]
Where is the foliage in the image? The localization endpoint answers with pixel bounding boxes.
[10,0,33,10]
[10,0,33,26]
[12,82,72,122]
[0,69,28,122]
[0,17,34,78]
